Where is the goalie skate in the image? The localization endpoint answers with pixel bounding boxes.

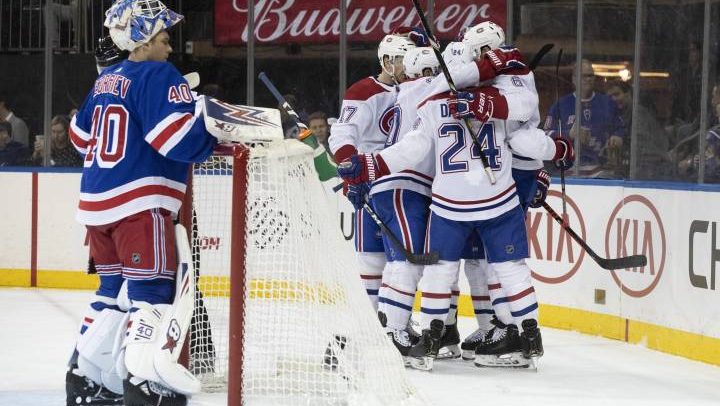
[436,322,461,360]
[407,319,444,371]
[474,324,531,369]
[66,368,123,406]
[122,375,187,406]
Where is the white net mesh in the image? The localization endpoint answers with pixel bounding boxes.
[188,140,424,405]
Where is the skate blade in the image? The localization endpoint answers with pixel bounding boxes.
[461,349,476,361]
[409,356,434,371]
[401,356,412,368]
[474,352,531,368]
[436,345,461,360]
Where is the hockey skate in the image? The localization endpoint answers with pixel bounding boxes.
[122,375,187,406]
[436,322,461,360]
[474,324,531,368]
[407,319,444,371]
[66,368,123,406]
[520,319,544,370]
[386,328,413,367]
[459,326,490,361]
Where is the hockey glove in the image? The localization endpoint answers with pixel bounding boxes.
[553,137,575,170]
[393,26,434,47]
[337,153,390,185]
[529,169,551,209]
[476,47,527,81]
[346,182,371,211]
[448,88,508,122]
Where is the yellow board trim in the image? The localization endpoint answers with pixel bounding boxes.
[2,269,720,366]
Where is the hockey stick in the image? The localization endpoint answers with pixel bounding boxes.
[541,202,647,270]
[258,71,310,135]
[528,43,554,71]
[411,0,496,184]
[361,200,439,265]
[555,48,569,223]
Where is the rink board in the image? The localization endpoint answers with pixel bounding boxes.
[1,170,720,366]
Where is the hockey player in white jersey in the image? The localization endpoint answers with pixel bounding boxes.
[372,46,440,362]
[337,75,575,370]
[329,32,417,310]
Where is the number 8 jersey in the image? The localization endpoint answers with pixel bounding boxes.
[69,60,217,226]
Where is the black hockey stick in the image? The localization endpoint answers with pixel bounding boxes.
[361,201,439,265]
[411,0,497,184]
[528,43,554,71]
[555,48,569,223]
[258,71,310,134]
[541,202,647,270]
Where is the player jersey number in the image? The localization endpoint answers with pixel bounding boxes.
[84,104,129,168]
[438,122,501,173]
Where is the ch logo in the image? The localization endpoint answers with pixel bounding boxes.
[605,195,666,297]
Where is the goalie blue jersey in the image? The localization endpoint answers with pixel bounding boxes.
[69,59,217,226]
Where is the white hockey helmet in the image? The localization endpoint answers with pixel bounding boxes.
[462,21,505,60]
[377,34,416,69]
[104,0,184,51]
[403,47,440,79]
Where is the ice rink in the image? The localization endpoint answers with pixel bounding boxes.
[1,287,719,406]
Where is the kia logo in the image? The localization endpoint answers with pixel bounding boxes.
[604,195,666,297]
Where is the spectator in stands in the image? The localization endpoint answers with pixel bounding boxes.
[0,96,30,147]
[676,83,720,181]
[607,81,671,180]
[308,111,330,152]
[671,41,702,126]
[32,115,83,167]
[544,59,625,177]
[0,121,30,166]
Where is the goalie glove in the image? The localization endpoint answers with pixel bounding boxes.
[476,47,527,81]
[529,169,551,209]
[337,153,390,185]
[553,137,575,170]
[447,87,509,122]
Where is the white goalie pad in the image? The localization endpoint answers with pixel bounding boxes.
[76,307,127,394]
[202,96,283,144]
[121,224,201,395]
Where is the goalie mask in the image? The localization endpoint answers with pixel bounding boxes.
[377,34,416,80]
[104,0,183,51]
[462,21,505,60]
[403,47,440,79]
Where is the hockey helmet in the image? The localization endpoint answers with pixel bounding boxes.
[377,34,416,69]
[403,47,440,79]
[462,21,505,60]
[104,0,183,51]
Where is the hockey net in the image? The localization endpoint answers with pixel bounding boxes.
[185,140,423,405]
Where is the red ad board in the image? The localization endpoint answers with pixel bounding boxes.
[215,0,507,45]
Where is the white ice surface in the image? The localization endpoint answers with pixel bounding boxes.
[1,287,719,406]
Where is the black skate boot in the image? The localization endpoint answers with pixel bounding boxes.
[474,324,530,368]
[66,368,123,406]
[322,334,348,371]
[406,318,421,346]
[122,376,187,406]
[378,310,388,328]
[386,328,413,366]
[459,326,491,361]
[520,319,544,360]
[407,319,444,371]
[436,322,461,360]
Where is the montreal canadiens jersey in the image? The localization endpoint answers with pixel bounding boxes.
[378,88,554,222]
[329,76,399,157]
[370,77,436,197]
[69,59,217,226]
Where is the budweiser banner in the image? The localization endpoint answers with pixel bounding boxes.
[215,0,507,45]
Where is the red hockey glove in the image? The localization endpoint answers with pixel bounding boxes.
[529,169,551,209]
[553,138,575,170]
[448,87,509,121]
[333,144,358,166]
[337,153,390,185]
[476,47,527,81]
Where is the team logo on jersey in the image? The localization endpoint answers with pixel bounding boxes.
[379,106,397,136]
[131,253,141,264]
[511,76,524,87]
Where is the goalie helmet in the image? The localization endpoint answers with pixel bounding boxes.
[462,21,505,60]
[95,35,128,73]
[104,0,183,51]
[403,47,440,79]
[377,34,416,69]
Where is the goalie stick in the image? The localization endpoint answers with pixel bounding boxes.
[411,0,497,184]
[542,202,647,270]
